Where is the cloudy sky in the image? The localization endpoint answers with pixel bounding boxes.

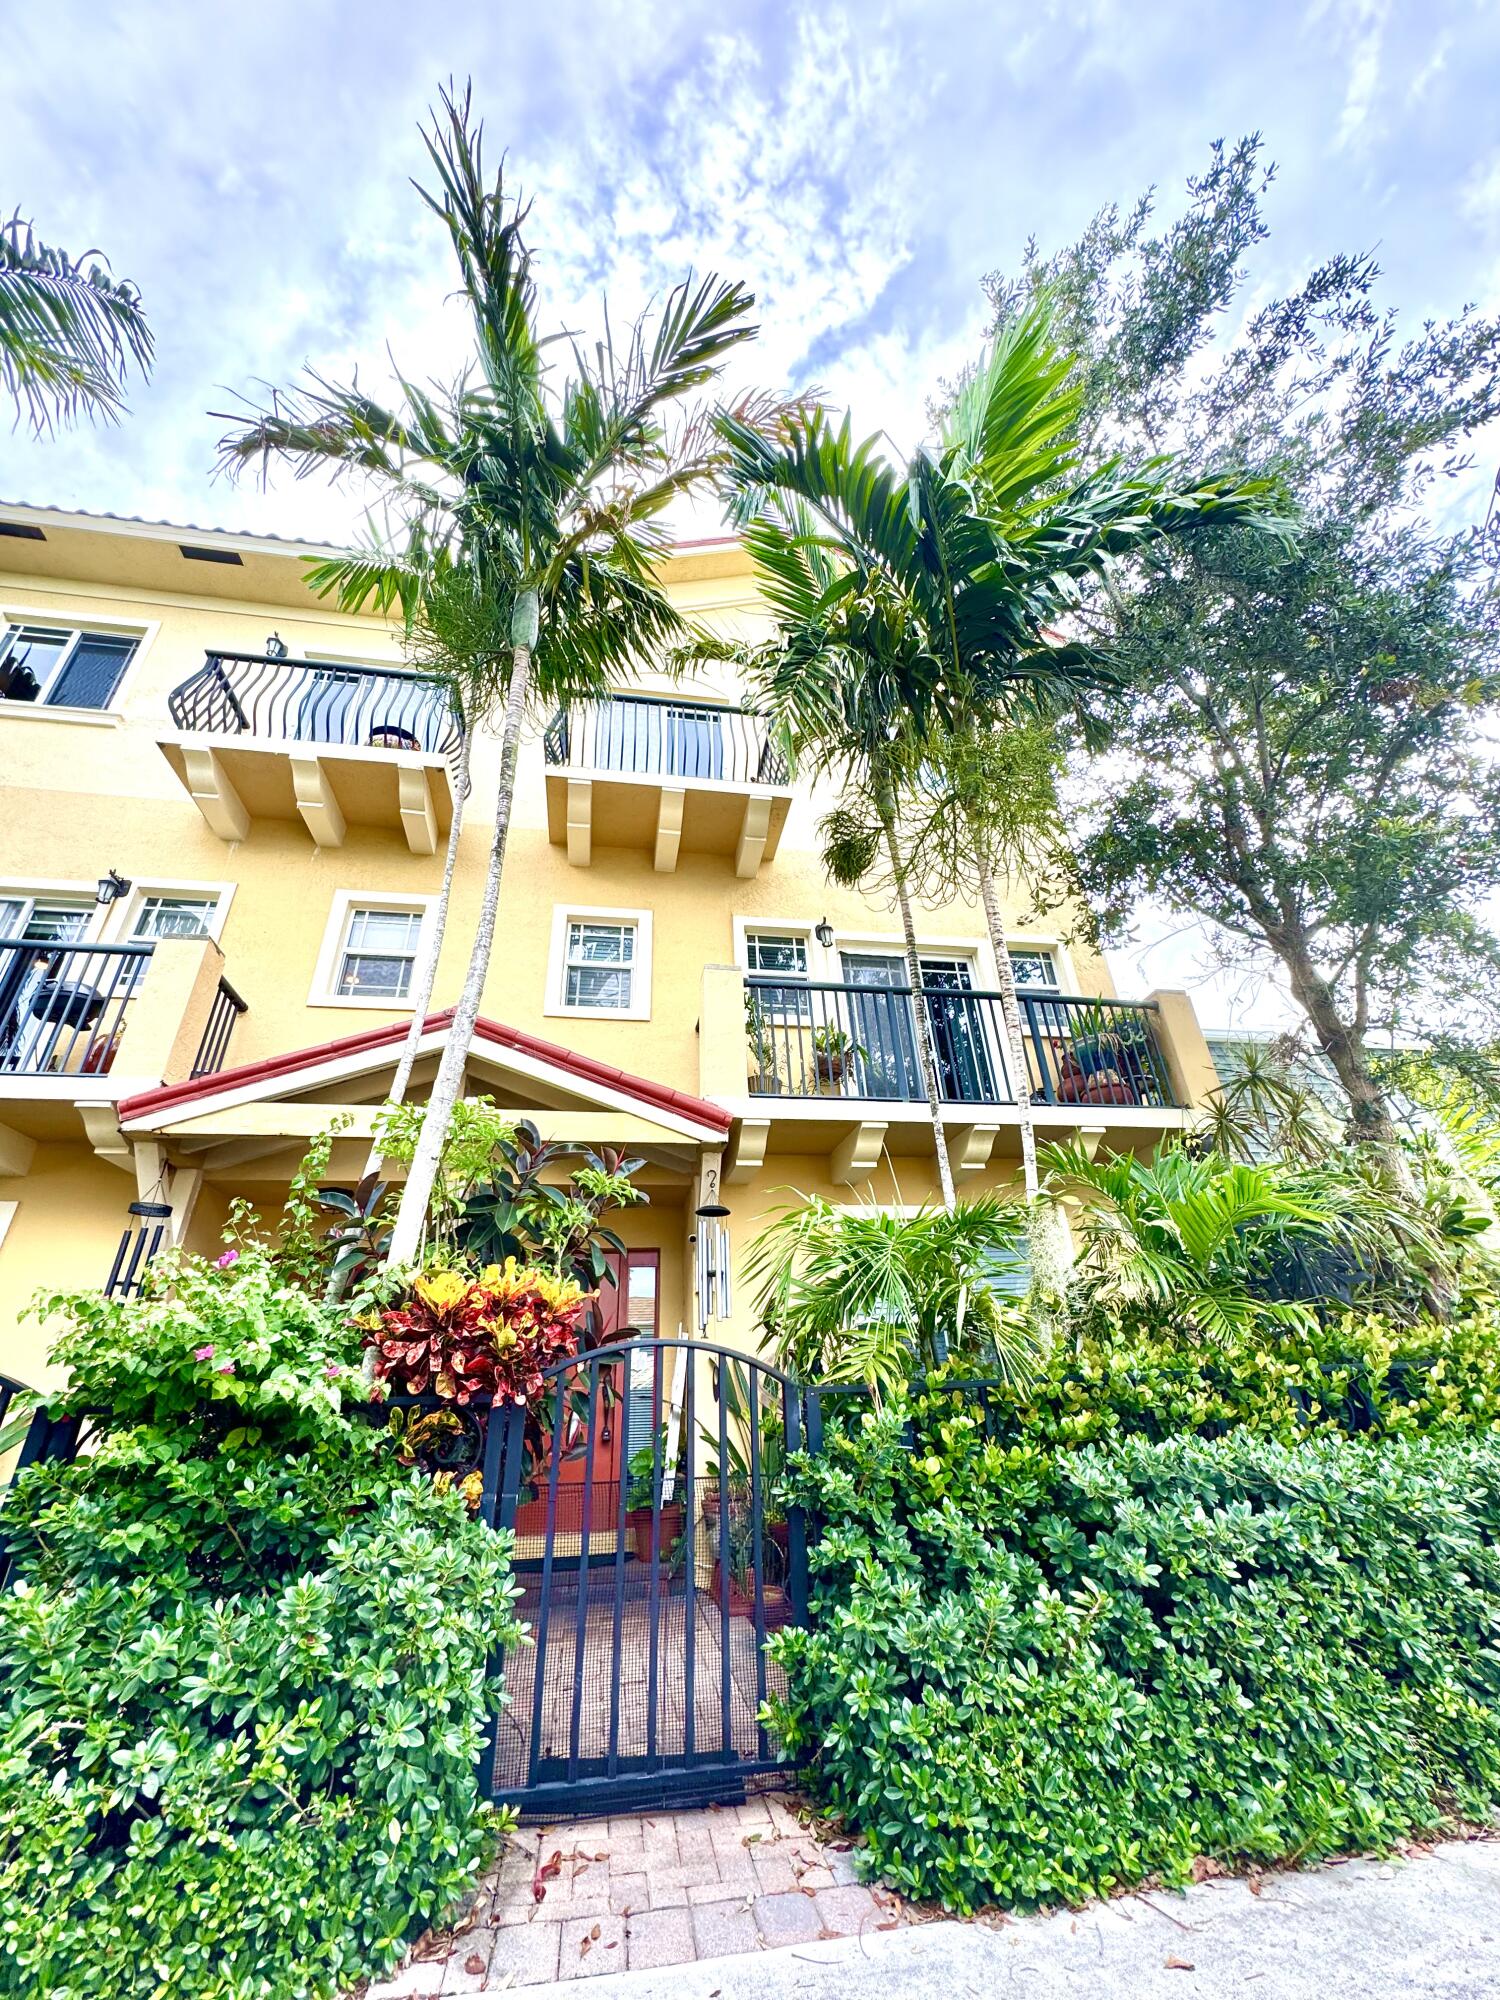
[8,0,1500,1028]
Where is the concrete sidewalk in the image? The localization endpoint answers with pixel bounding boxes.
[483,1837,1500,1999]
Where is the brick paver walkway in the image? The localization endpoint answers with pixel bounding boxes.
[365,1796,908,1993]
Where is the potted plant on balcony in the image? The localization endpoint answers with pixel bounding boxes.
[812,1022,863,1086]
[745,987,783,1094]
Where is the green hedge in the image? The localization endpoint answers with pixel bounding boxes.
[928,1304,1500,1460]
[769,1410,1500,1912]
[0,1250,521,2000]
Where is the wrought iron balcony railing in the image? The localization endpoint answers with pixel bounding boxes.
[745,980,1178,1109]
[190,975,248,1078]
[0,941,247,1082]
[0,939,150,1079]
[544,694,790,786]
[167,652,465,774]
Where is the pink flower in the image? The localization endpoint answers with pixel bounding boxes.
[194,1345,215,1361]
[216,1360,236,1375]
[215,1250,239,1269]
[324,1364,342,1380]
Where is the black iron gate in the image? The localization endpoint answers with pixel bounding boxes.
[481,1337,817,1818]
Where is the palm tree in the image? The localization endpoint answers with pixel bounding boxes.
[1042,1138,1386,1340]
[746,1188,1035,1395]
[722,305,1275,1220]
[218,86,759,1267]
[1,212,152,431]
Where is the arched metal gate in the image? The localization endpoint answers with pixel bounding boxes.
[480,1338,817,1818]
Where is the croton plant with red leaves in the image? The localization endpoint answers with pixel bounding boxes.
[366,1259,589,1405]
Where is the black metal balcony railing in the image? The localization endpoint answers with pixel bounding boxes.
[190,975,248,1078]
[544,694,790,786]
[745,980,1178,1109]
[0,941,249,1083]
[0,940,151,1079]
[167,652,465,775]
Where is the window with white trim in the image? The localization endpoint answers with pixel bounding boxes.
[336,906,424,1000]
[546,907,652,1020]
[131,894,217,943]
[564,920,636,1011]
[745,931,808,977]
[0,624,138,711]
[1009,947,1061,990]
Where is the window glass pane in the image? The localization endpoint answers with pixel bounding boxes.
[0,626,70,704]
[568,921,632,965]
[133,895,215,940]
[21,903,90,943]
[746,933,807,976]
[47,633,135,710]
[565,963,632,1009]
[339,954,414,999]
[346,909,422,954]
[1009,949,1060,989]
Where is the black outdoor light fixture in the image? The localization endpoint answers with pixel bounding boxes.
[814,916,835,948]
[264,631,290,659]
[95,869,131,907]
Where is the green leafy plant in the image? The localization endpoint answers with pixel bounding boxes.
[0,1246,522,1997]
[747,1190,1036,1392]
[770,1401,1500,1913]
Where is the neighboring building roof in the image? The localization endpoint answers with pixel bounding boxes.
[117,1007,733,1136]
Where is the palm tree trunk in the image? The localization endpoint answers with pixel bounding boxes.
[363,725,472,1181]
[876,784,957,1213]
[973,837,1069,1329]
[385,636,532,1268]
[973,840,1039,1200]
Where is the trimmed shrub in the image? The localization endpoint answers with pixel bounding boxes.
[0,1249,521,1999]
[770,1406,1500,1912]
[932,1304,1500,1460]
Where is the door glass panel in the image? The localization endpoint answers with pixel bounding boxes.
[919,956,997,1103]
[839,952,917,1097]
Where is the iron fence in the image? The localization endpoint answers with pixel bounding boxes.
[167,651,465,777]
[543,693,790,786]
[0,939,150,1078]
[745,979,1177,1109]
[190,975,248,1077]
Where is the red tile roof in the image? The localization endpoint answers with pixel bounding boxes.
[117,1008,732,1133]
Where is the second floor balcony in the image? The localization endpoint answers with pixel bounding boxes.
[744,979,1179,1109]
[0,933,246,1177]
[543,694,794,877]
[158,651,463,854]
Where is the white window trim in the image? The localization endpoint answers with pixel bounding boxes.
[545,905,653,1022]
[0,607,157,717]
[0,880,110,944]
[104,879,236,947]
[733,916,817,978]
[309,890,437,1010]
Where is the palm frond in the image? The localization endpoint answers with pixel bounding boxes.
[0,212,152,433]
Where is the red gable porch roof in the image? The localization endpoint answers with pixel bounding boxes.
[116,1007,732,1134]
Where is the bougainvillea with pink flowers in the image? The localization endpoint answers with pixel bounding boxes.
[366,1259,590,1405]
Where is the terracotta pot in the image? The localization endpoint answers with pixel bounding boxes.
[628,1500,684,1561]
[767,1519,790,1556]
[815,1049,849,1084]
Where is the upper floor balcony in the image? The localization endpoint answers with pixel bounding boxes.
[697,966,1214,1186]
[743,979,1179,1110]
[543,694,794,877]
[157,650,463,854]
[0,933,247,1173]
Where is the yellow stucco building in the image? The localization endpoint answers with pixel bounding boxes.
[0,499,1220,1389]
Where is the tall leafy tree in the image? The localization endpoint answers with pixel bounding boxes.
[219,86,758,1265]
[722,304,1268,1215]
[0,211,152,431]
[981,138,1500,1158]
